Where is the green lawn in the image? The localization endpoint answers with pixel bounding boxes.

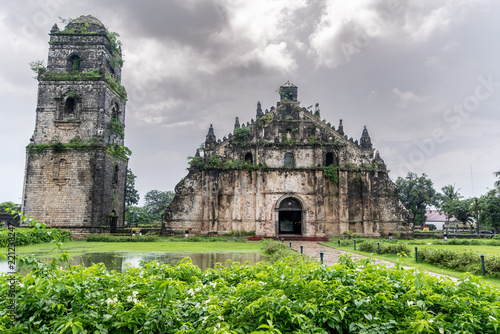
[14,239,265,256]
[323,238,500,287]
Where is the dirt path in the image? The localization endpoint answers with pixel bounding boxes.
[288,241,458,281]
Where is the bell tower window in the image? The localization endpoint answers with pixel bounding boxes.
[326,152,334,166]
[111,103,119,120]
[245,152,253,164]
[63,97,76,118]
[67,55,80,73]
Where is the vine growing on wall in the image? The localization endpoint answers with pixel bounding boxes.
[322,165,340,185]
[105,74,127,103]
[222,160,260,170]
[26,137,101,154]
[109,118,124,139]
[106,144,131,160]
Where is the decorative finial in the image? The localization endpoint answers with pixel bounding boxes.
[256,101,263,117]
[337,119,344,136]
[205,124,216,148]
[314,103,320,118]
[234,117,240,129]
[360,125,372,149]
[50,24,60,33]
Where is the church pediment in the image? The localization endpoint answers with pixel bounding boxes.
[198,82,382,171]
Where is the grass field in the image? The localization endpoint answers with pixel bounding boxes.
[323,238,500,287]
[14,239,264,256]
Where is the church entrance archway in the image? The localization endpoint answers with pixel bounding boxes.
[278,197,303,235]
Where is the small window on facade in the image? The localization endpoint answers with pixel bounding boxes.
[245,152,253,164]
[111,103,119,120]
[68,55,80,73]
[284,153,294,168]
[64,97,75,117]
[113,165,119,187]
[326,152,334,166]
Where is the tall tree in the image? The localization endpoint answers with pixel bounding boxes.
[144,190,175,218]
[494,170,500,188]
[437,184,462,220]
[396,172,437,225]
[479,189,500,233]
[440,184,462,202]
[125,168,140,206]
[0,202,20,213]
[445,198,474,226]
[125,206,153,227]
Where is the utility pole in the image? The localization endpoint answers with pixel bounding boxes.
[475,198,479,234]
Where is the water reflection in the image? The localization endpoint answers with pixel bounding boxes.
[0,252,267,273]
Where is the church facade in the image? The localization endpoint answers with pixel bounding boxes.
[21,16,128,236]
[163,82,411,238]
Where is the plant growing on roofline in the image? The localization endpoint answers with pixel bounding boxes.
[233,127,251,146]
[29,60,46,78]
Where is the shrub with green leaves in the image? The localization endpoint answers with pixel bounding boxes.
[86,234,159,242]
[0,228,71,247]
[359,240,410,255]
[2,249,500,333]
[418,248,500,278]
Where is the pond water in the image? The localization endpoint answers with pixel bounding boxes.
[0,252,268,273]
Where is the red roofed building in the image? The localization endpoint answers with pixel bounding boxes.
[424,209,458,230]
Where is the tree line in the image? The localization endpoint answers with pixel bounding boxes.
[124,169,174,227]
[396,170,500,233]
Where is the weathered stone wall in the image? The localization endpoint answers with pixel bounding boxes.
[33,82,125,145]
[22,148,127,236]
[164,169,411,237]
[164,82,411,238]
[22,16,128,236]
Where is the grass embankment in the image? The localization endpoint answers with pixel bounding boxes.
[323,238,500,287]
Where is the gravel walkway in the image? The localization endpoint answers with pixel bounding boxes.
[288,241,458,281]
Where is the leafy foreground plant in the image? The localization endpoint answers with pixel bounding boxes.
[1,246,500,333]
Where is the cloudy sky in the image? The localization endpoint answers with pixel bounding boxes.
[1,0,499,205]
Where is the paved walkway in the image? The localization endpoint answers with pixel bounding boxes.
[288,241,458,281]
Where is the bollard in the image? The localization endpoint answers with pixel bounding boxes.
[289,241,292,248]
[354,239,356,250]
[320,251,324,263]
[415,246,418,262]
[281,238,284,243]
[324,235,326,242]
[481,254,485,276]
[205,234,207,239]
[338,239,340,247]
[377,242,380,255]
[300,245,303,254]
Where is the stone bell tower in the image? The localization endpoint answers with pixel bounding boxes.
[21,16,128,236]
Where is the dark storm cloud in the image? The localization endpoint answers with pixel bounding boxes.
[109,0,225,46]
[0,0,499,204]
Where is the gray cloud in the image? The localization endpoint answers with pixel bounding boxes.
[0,0,499,205]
